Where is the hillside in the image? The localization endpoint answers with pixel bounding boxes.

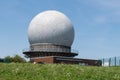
[0,63,120,80]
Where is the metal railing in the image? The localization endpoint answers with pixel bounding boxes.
[101,56,120,66]
[23,48,79,54]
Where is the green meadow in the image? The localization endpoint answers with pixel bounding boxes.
[0,63,120,80]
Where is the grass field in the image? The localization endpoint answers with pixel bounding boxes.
[0,63,120,80]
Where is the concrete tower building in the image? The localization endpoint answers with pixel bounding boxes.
[23,10,101,65]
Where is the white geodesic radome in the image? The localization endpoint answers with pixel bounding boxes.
[28,10,74,47]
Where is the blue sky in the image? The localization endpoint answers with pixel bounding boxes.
[0,0,120,59]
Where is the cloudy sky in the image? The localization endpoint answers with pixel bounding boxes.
[0,0,120,59]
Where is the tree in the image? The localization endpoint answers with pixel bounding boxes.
[97,60,102,66]
[4,56,12,63]
[12,55,26,63]
[0,58,4,62]
[4,55,26,63]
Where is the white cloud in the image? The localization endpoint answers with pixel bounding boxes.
[88,0,120,8]
[96,0,120,8]
[91,0,120,14]
[85,0,120,24]
[93,16,107,24]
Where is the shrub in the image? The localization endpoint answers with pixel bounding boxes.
[4,55,26,63]
[4,56,12,63]
[12,55,26,63]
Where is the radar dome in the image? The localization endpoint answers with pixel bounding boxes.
[28,10,74,47]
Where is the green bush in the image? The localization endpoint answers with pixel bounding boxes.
[4,55,26,63]
[4,56,12,63]
[12,55,26,63]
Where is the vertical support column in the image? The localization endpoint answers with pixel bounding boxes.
[119,60,120,66]
[115,56,116,66]
[103,58,104,66]
[109,58,111,67]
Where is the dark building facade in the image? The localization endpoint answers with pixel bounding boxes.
[23,49,101,66]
